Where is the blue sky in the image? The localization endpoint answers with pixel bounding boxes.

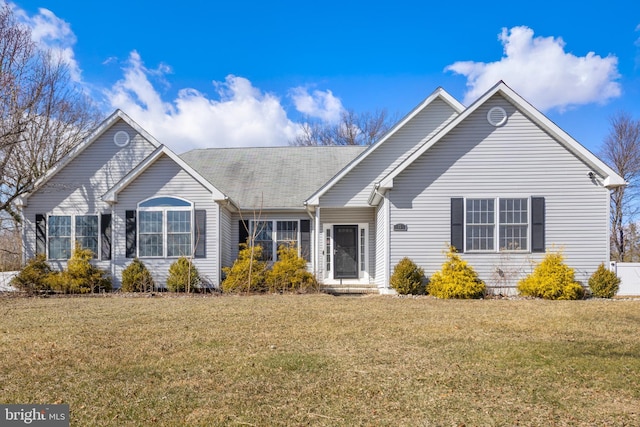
[8,0,640,154]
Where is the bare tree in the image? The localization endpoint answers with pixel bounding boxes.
[0,4,100,267]
[599,111,640,261]
[291,108,393,146]
[0,4,100,223]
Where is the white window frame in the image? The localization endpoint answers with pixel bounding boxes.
[47,214,100,260]
[137,197,194,259]
[249,219,303,262]
[464,197,530,253]
[323,223,369,282]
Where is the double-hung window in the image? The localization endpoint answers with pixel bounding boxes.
[138,197,193,258]
[499,198,528,251]
[48,215,72,260]
[465,198,529,252]
[466,199,495,251]
[47,214,100,260]
[250,220,300,262]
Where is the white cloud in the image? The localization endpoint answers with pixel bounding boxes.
[9,2,350,151]
[11,3,82,82]
[290,87,345,124]
[106,52,301,151]
[445,26,621,112]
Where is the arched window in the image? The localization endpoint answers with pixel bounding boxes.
[138,197,193,258]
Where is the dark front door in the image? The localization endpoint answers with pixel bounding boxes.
[334,225,358,279]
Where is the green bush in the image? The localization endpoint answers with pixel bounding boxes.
[221,243,268,293]
[588,263,620,298]
[390,257,426,295]
[47,243,112,293]
[121,258,155,292]
[10,254,52,293]
[517,250,584,300]
[166,257,201,292]
[428,246,485,299]
[266,244,317,293]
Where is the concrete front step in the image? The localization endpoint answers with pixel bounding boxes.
[320,284,379,295]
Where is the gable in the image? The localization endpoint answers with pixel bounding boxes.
[314,95,462,207]
[24,119,158,212]
[377,82,625,197]
[115,154,217,206]
[395,94,603,194]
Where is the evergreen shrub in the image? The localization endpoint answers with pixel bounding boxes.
[588,263,620,298]
[266,244,317,293]
[121,258,155,292]
[221,243,268,293]
[10,254,52,293]
[428,246,485,299]
[47,243,112,293]
[390,257,426,295]
[517,250,584,300]
[166,257,201,292]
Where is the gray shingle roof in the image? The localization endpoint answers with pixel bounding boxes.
[180,146,366,209]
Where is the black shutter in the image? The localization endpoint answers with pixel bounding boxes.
[36,214,46,256]
[194,210,206,258]
[239,220,249,245]
[300,219,311,262]
[125,210,137,258]
[451,198,464,253]
[101,214,112,260]
[531,197,545,253]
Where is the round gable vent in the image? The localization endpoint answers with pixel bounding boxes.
[114,130,130,147]
[487,107,507,127]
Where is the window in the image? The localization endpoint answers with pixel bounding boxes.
[250,220,303,262]
[48,215,71,260]
[75,215,99,256]
[499,198,528,251]
[138,197,192,258]
[452,197,544,254]
[465,198,529,252]
[253,221,274,261]
[47,214,100,260]
[466,199,495,251]
[139,211,163,257]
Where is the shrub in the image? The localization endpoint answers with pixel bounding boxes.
[390,257,426,295]
[121,258,156,292]
[588,263,620,298]
[266,244,317,293]
[10,254,52,293]
[222,243,268,293]
[48,243,112,293]
[428,246,485,299]
[166,257,201,292]
[517,250,584,300]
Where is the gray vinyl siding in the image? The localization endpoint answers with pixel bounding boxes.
[317,207,375,282]
[320,98,458,207]
[113,154,218,288]
[23,120,156,262]
[388,94,610,291]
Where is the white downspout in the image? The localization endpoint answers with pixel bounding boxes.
[374,186,393,293]
[110,203,116,287]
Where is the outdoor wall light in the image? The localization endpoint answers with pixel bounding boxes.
[588,171,596,179]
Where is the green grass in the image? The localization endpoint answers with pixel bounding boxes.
[1,294,639,426]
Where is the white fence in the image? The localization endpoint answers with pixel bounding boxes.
[0,271,17,292]
[609,262,640,296]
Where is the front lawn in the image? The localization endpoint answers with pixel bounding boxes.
[1,294,638,426]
